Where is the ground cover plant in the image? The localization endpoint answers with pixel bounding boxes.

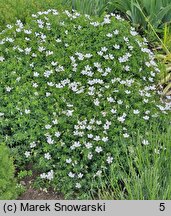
[0,7,171,199]
[65,0,171,98]
[0,0,69,29]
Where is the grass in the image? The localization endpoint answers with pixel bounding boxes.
[95,124,171,200]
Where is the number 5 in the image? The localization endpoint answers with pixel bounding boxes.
[159,203,165,211]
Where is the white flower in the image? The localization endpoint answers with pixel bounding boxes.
[87,125,92,130]
[113,29,119,35]
[90,21,100,27]
[66,158,72,164]
[44,152,51,160]
[46,170,54,180]
[106,33,113,38]
[66,110,74,116]
[75,183,81,188]
[111,109,117,114]
[73,141,81,148]
[46,92,51,97]
[109,54,114,60]
[94,136,101,141]
[78,173,83,178]
[154,149,160,154]
[45,125,52,129]
[88,152,93,160]
[142,139,149,145]
[47,136,54,144]
[94,99,100,106]
[24,29,32,34]
[133,110,140,114]
[124,65,130,71]
[103,124,109,130]
[145,110,150,114]
[6,24,13,29]
[85,53,92,58]
[55,131,61,137]
[40,173,46,179]
[103,17,111,24]
[34,92,39,96]
[143,99,149,103]
[33,72,39,77]
[118,100,123,104]
[85,142,92,149]
[0,56,5,62]
[143,115,149,120]
[101,47,108,52]
[123,133,129,138]
[0,112,4,117]
[16,77,21,82]
[95,146,103,153]
[130,30,138,36]
[87,134,93,139]
[96,120,102,125]
[25,37,30,41]
[96,170,102,177]
[32,83,38,88]
[30,142,36,148]
[107,97,114,103]
[102,137,108,142]
[6,86,12,92]
[106,156,113,164]
[102,111,107,117]
[113,44,120,49]
[24,151,30,158]
[38,46,45,52]
[103,54,109,60]
[25,109,30,114]
[44,70,53,78]
[118,116,125,123]
[25,47,31,54]
[97,51,103,56]
[52,119,58,124]
[56,38,62,43]
[124,37,129,42]
[51,61,58,66]
[68,172,75,178]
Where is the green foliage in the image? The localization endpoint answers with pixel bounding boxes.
[96,125,171,200]
[156,24,171,96]
[18,170,33,179]
[109,0,171,30]
[0,0,69,30]
[70,0,109,16]
[0,9,170,198]
[0,143,18,199]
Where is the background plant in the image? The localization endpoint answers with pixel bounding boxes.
[108,0,171,30]
[0,143,19,199]
[94,124,171,200]
[70,0,109,16]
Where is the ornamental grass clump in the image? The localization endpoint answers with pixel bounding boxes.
[0,9,170,198]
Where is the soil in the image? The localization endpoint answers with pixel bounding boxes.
[16,163,64,200]
[18,187,63,200]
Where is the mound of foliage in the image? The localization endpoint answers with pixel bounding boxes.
[0,9,170,198]
[0,143,18,199]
